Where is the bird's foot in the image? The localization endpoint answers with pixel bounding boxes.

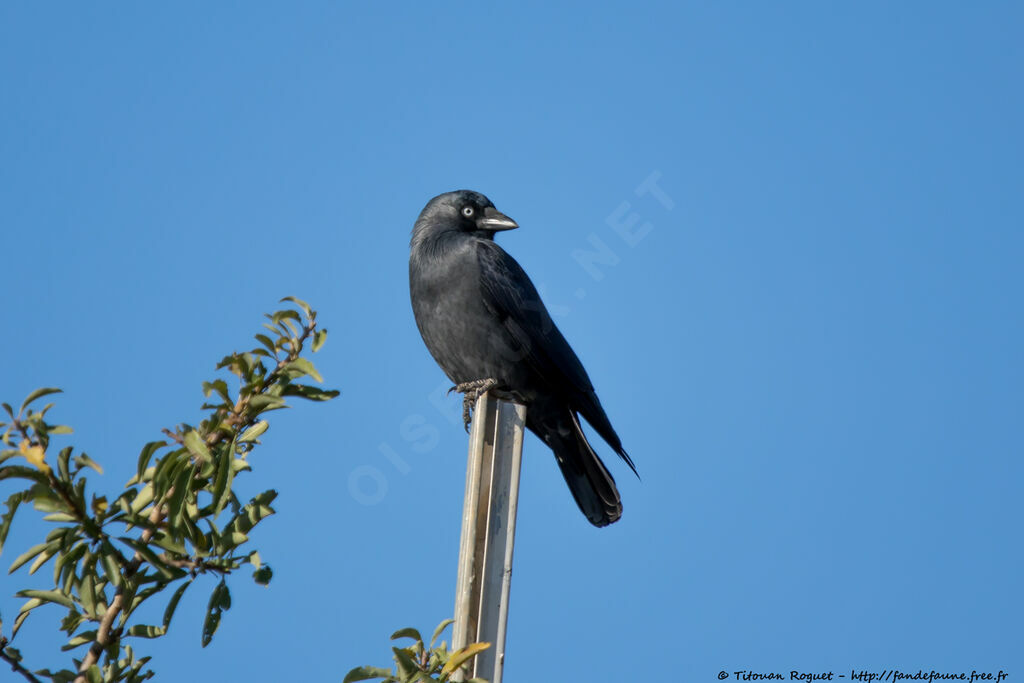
[448,378,500,432]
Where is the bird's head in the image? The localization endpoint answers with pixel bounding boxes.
[412,190,518,248]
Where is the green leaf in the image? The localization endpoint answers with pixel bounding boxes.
[238,420,268,443]
[58,608,85,636]
[166,462,195,530]
[85,664,102,683]
[281,384,340,401]
[49,424,73,435]
[392,647,419,679]
[9,541,51,573]
[260,322,282,340]
[119,537,185,581]
[284,357,323,383]
[56,446,73,483]
[99,542,123,588]
[18,599,43,615]
[30,490,65,514]
[150,532,187,555]
[122,584,155,624]
[279,295,312,317]
[441,642,491,678]
[183,430,212,463]
[202,379,232,404]
[61,630,98,651]
[227,489,277,535]
[247,395,287,414]
[0,464,50,486]
[21,387,63,413]
[73,452,103,474]
[0,491,27,557]
[129,483,155,514]
[201,579,231,647]
[390,627,423,644]
[277,316,301,339]
[312,328,327,352]
[272,307,303,324]
[53,543,87,597]
[42,512,77,522]
[185,513,209,552]
[430,619,454,649]
[136,441,167,482]
[126,624,166,639]
[253,334,278,355]
[79,572,97,616]
[152,448,186,499]
[210,438,237,518]
[163,579,192,630]
[12,597,43,637]
[15,588,75,609]
[28,540,60,575]
[342,666,396,683]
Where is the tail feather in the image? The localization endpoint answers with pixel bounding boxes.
[530,408,622,527]
[575,390,638,477]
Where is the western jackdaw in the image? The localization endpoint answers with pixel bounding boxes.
[409,190,636,527]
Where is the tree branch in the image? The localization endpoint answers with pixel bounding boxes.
[160,428,184,446]
[74,500,166,683]
[160,554,231,575]
[0,634,43,683]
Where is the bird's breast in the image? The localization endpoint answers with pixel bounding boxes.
[410,243,527,387]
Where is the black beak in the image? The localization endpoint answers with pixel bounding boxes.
[478,206,519,231]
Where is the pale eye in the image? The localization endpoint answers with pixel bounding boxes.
[462,206,475,217]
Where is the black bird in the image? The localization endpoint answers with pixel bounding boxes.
[409,190,637,527]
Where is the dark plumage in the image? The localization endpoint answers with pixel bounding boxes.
[409,190,636,527]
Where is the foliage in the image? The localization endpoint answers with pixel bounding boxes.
[0,298,338,683]
[344,619,490,683]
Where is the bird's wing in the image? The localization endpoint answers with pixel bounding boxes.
[476,239,594,396]
[476,239,637,475]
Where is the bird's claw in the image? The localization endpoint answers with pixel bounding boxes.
[449,378,500,432]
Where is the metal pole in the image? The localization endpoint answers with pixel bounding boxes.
[452,392,527,683]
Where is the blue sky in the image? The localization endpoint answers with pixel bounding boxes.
[1,2,1021,681]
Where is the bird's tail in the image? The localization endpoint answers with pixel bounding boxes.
[536,409,622,527]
